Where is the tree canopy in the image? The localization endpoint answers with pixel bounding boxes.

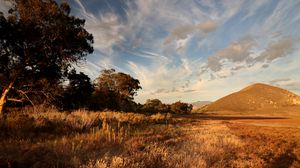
[170,101,193,114]
[60,69,94,110]
[91,69,142,111]
[142,99,193,114]
[142,99,170,113]
[0,0,93,113]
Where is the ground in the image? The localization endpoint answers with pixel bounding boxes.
[0,109,300,168]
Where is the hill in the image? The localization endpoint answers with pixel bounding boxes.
[192,101,211,109]
[201,83,300,112]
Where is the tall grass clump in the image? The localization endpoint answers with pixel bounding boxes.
[0,107,173,167]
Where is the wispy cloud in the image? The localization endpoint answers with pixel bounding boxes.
[68,0,300,103]
[205,36,255,72]
[198,20,218,33]
[252,38,296,63]
[202,37,298,79]
[74,0,124,54]
[269,78,291,85]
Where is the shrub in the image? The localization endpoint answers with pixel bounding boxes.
[170,101,193,114]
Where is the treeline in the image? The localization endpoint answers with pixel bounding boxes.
[57,68,140,112]
[57,69,192,114]
[142,99,193,114]
[0,0,192,114]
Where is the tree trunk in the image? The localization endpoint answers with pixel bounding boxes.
[0,81,14,115]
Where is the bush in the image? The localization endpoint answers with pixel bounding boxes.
[170,101,193,114]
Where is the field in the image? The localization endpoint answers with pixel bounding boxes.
[1,108,300,168]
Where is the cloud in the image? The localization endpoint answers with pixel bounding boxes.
[269,78,291,85]
[197,19,218,33]
[127,56,195,102]
[241,0,270,21]
[282,80,300,88]
[216,37,255,62]
[261,64,269,68]
[268,78,300,94]
[164,19,218,49]
[205,37,255,72]
[262,1,300,33]
[74,0,124,54]
[183,89,196,93]
[203,36,297,80]
[231,65,245,71]
[253,38,296,63]
[150,88,181,95]
[171,24,195,40]
[68,0,300,103]
[207,56,223,72]
[127,50,169,61]
[169,20,217,40]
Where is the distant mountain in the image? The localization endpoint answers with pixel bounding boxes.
[201,83,300,112]
[192,101,211,109]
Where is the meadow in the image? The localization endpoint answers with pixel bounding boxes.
[1,107,300,168]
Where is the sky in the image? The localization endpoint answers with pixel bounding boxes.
[2,0,300,104]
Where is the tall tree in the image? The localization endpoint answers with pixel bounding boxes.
[61,69,94,110]
[92,69,142,111]
[0,0,93,114]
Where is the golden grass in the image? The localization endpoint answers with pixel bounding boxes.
[1,109,300,167]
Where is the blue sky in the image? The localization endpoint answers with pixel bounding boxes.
[72,0,300,104]
[2,0,300,103]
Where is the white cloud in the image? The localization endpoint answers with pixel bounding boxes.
[269,78,291,85]
[262,1,300,33]
[241,0,270,21]
[70,0,300,103]
[74,0,124,55]
[128,57,195,103]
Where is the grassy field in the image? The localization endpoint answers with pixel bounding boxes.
[0,108,300,168]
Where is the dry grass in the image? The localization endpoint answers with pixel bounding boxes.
[0,108,300,167]
[227,122,300,167]
[0,109,172,168]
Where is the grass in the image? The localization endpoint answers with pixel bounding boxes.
[0,108,300,167]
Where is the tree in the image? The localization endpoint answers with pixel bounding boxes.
[142,99,170,113]
[170,101,193,114]
[0,0,93,114]
[61,69,94,110]
[92,69,142,111]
